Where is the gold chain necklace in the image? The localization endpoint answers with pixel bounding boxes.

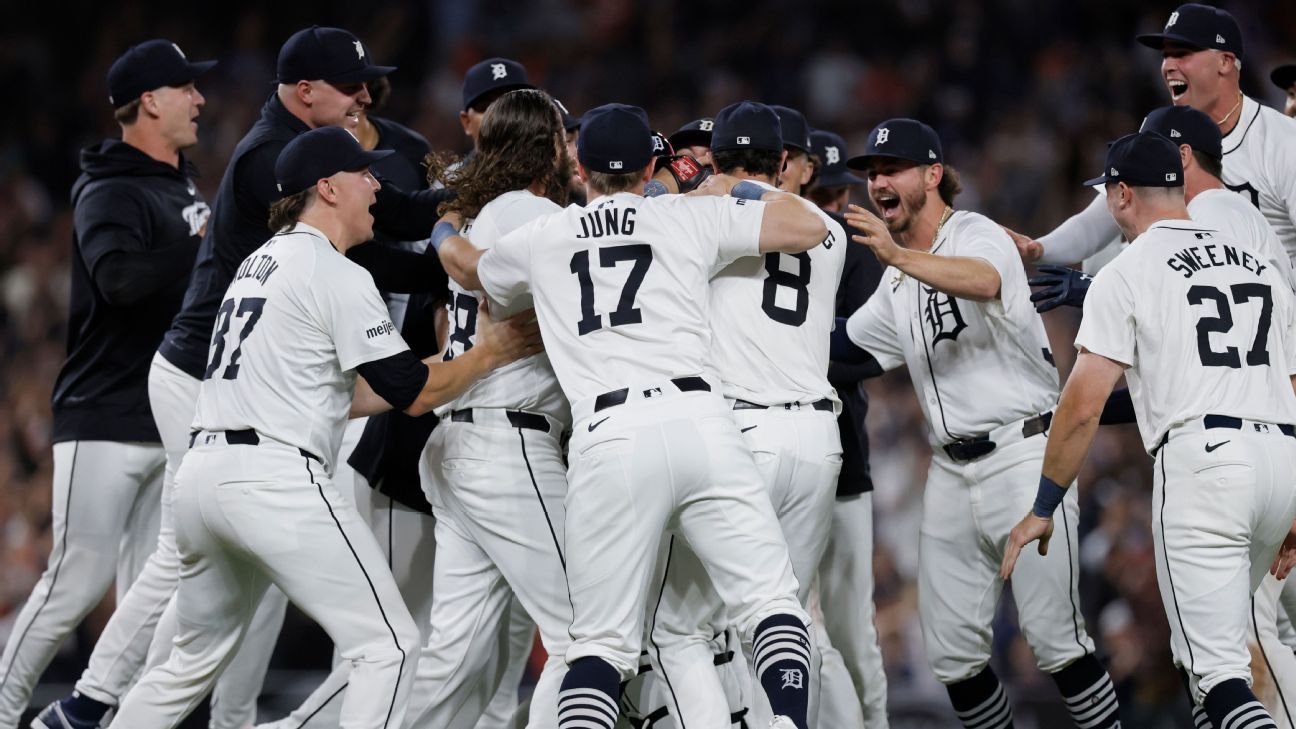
[1216,91,1243,128]
[892,206,954,289]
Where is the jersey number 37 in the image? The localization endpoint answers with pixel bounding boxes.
[204,296,267,380]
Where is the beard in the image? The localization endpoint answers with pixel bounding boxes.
[884,185,929,234]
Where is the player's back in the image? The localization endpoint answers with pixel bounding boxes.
[1091,219,1296,451]
[1189,187,1296,291]
[482,191,763,411]
[708,184,845,405]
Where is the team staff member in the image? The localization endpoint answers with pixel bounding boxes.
[837,119,1120,729]
[1003,131,1296,729]
[443,103,828,729]
[108,126,541,729]
[1010,4,1296,266]
[0,39,213,729]
[810,127,889,728]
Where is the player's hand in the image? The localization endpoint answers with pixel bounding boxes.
[1271,518,1296,580]
[474,302,544,369]
[844,204,903,266]
[692,173,739,197]
[1028,265,1092,313]
[1000,513,1054,580]
[437,210,463,232]
[1003,225,1044,263]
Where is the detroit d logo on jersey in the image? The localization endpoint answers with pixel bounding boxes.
[924,285,967,345]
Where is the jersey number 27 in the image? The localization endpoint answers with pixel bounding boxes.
[204,296,267,380]
[1188,283,1272,368]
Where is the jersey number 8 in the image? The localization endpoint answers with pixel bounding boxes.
[761,252,812,326]
[203,296,267,380]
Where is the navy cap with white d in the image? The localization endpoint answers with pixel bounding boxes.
[108,40,216,108]
[668,118,714,151]
[577,104,654,174]
[1140,105,1222,159]
[277,26,396,85]
[275,127,394,197]
[462,58,534,111]
[809,130,865,188]
[711,102,783,153]
[770,105,812,153]
[1083,132,1184,188]
[1137,4,1244,61]
[846,118,943,169]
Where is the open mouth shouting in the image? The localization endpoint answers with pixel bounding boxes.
[873,191,902,221]
[1167,78,1188,102]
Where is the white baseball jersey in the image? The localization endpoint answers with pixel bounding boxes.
[1220,96,1296,259]
[1076,219,1296,453]
[845,210,1058,446]
[1189,187,1296,291]
[477,192,765,406]
[437,190,569,424]
[191,222,409,471]
[707,180,845,406]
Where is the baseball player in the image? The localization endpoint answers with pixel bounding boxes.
[1009,3,1296,268]
[769,106,814,196]
[435,102,830,729]
[1273,64,1296,118]
[458,58,535,149]
[253,72,444,729]
[0,40,213,729]
[836,119,1120,729]
[667,118,714,168]
[106,125,541,729]
[400,88,575,729]
[1003,130,1296,729]
[639,100,848,729]
[35,27,455,729]
[807,127,890,729]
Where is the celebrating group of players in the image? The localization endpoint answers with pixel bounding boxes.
[4,3,1296,729]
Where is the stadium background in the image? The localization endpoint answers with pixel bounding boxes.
[1,0,1293,726]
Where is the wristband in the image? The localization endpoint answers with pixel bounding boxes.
[1032,475,1067,518]
[730,180,766,201]
[644,180,669,198]
[431,220,459,252]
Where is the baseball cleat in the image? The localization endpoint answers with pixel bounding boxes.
[31,699,104,729]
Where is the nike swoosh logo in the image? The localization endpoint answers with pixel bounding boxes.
[588,417,610,432]
[1205,440,1230,453]
[741,425,758,433]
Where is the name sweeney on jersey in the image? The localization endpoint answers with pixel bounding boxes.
[1167,237,1269,279]
[235,252,280,286]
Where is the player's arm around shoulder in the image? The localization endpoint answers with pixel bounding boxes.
[434,211,485,290]
[692,173,829,254]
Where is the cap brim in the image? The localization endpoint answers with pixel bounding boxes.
[464,83,536,111]
[816,170,866,187]
[326,64,398,84]
[668,130,711,150]
[1135,32,1207,51]
[844,152,927,170]
[186,59,218,78]
[1082,174,1111,187]
[1272,65,1296,90]
[347,148,396,171]
[563,114,581,131]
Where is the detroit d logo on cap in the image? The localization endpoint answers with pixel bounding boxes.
[876,128,890,145]
[1167,10,1179,27]
[353,40,364,60]
[825,146,840,165]
[491,63,508,80]
[699,119,714,131]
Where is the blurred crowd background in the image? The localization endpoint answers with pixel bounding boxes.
[1,0,1294,727]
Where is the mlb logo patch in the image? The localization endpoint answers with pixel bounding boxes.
[1165,173,1177,182]
[609,160,623,170]
[737,136,751,145]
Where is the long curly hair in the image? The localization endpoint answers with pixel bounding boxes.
[429,89,572,219]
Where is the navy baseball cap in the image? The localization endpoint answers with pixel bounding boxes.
[668,118,714,151]
[275,127,394,196]
[770,106,812,153]
[1137,4,1244,61]
[1140,105,1221,158]
[1083,132,1184,188]
[277,26,395,85]
[577,104,654,174]
[809,130,865,188]
[711,102,783,153]
[554,98,580,131]
[107,40,216,108]
[462,58,534,111]
[1273,64,1296,91]
[846,118,943,169]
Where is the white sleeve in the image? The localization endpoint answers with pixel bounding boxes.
[700,196,765,268]
[845,284,905,371]
[1266,122,1296,238]
[955,219,1022,286]
[315,262,410,372]
[1073,265,1136,367]
[1282,287,1296,377]
[477,220,536,308]
[498,196,562,236]
[1039,193,1124,265]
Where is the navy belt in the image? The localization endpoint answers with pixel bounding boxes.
[593,376,711,413]
[1203,414,1296,437]
[942,412,1053,462]
[733,398,833,412]
[189,428,323,464]
[450,409,551,432]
